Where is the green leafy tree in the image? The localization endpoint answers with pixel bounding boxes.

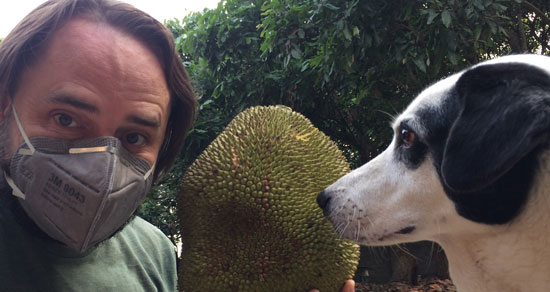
[167,0,549,167]
[140,0,549,277]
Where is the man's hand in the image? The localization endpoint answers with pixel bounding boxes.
[308,279,355,292]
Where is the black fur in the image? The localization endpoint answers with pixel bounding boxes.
[417,92,461,168]
[422,62,550,224]
[443,63,550,192]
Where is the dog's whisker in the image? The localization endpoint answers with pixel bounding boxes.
[334,220,345,236]
[339,218,351,240]
[376,109,397,122]
[324,206,337,219]
[354,208,363,242]
[436,218,442,240]
[395,244,416,260]
[333,222,346,236]
[326,201,346,219]
[365,214,374,226]
[355,218,361,242]
[426,241,436,269]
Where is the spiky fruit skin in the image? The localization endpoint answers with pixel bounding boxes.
[178,106,359,292]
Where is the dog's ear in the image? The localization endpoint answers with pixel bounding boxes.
[441,62,550,193]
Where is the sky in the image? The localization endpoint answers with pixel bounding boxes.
[0,0,221,38]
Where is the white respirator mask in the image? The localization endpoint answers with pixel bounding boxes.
[3,105,154,253]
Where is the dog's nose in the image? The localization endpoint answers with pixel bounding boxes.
[317,190,331,210]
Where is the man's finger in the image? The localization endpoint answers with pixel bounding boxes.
[341,279,355,292]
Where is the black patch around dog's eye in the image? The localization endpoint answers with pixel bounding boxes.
[394,121,428,169]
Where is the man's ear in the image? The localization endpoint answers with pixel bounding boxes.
[441,62,550,193]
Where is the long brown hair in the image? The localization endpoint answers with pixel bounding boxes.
[0,0,197,182]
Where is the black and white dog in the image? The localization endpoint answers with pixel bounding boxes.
[317,54,550,291]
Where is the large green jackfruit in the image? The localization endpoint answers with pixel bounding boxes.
[178,105,359,292]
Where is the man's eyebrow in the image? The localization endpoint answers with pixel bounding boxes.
[127,115,161,128]
[48,93,161,128]
[49,94,99,113]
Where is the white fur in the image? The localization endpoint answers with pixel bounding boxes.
[322,55,550,291]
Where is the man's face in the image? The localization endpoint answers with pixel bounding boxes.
[1,17,171,165]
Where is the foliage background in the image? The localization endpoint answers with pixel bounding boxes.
[139,0,549,281]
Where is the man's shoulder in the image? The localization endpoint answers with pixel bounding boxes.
[100,216,176,279]
[115,216,174,253]
[127,216,167,237]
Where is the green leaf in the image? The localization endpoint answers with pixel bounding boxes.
[324,3,340,10]
[352,26,360,37]
[441,10,452,28]
[343,28,352,41]
[301,61,310,72]
[412,57,427,72]
[193,128,208,134]
[473,0,486,11]
[492,3,508,12]
[427,10,439,25]
[448,52,459,65]
[487,20,497,34]
[298,28,305,39]
[174,35,184,52]
[473,27,482,41]
[290,48,302,59]
[284,54,291,67]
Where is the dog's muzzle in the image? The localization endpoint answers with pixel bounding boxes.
[316,190,331,215]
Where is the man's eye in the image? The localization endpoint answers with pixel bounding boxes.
[54,113,77,127]
[125,133,146,146]
[400,128,416,148]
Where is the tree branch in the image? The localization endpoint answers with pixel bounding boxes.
[517,13,529,51]
[504,27,522,52]
[522,1,550,28]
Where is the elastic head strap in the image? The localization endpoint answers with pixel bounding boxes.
[11,105,35,155]
[143,164,154,181]
[3,171,26,199]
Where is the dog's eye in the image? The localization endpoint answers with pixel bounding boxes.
[400,128,416,148]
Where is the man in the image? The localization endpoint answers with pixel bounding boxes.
[0,1,354,291]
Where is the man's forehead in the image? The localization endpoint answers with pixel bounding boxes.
[37,17,170,108]
[45,17,127,61]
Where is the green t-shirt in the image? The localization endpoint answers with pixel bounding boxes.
[0,189,177,292]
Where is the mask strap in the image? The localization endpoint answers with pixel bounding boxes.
[11,105,35,155]
[144,163,155,180]
[3,171,26,199]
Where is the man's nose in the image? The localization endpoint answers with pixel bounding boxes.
[316,190,331,210]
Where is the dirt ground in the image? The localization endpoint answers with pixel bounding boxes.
[356,278,456,292]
